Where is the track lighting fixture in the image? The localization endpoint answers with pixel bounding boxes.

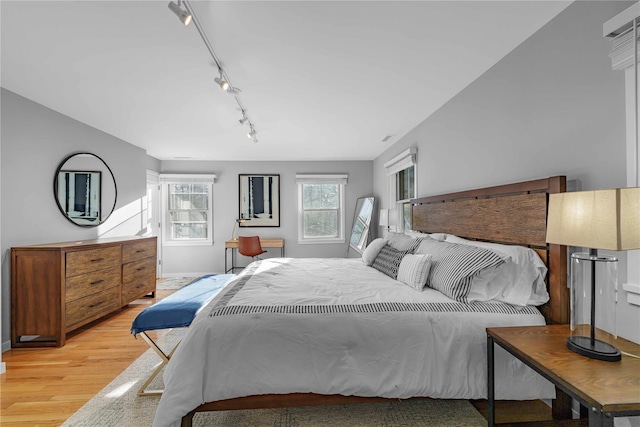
[214,71,229,91]
[168,1,192,26]
[170,0,258,143]
[214,71,242,95]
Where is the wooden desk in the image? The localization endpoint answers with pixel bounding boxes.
[224,238,285,273]
[487,324,640,427]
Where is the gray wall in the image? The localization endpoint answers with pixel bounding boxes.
[0,89,154,350]
[158,160,373,275]
[373,1,639,343]
[0,89,374,350]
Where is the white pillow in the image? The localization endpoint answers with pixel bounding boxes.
[407,230,448,241]
[361,238,387,266]
[397,254,432,291]
[384,232,419,251]
[444,235,549,306]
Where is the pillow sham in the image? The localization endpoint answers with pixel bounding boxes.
[406,230,448,241]
[371,244,410,279]
[415,237,507,302]
[361,238,387,266]
[397,254,432,291]
[445,235,549,306]
[384,231,421,251]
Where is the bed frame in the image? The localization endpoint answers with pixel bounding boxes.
[180,175,569,427]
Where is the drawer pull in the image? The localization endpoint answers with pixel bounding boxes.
[90,280,104,286]
[136,249,146,253]
[137,266,146,271]
[91,258,105,263]
[88,301,104,309]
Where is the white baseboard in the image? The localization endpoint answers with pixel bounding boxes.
[0,362,5,374]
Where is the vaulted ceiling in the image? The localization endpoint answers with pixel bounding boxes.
[1,1,572,161]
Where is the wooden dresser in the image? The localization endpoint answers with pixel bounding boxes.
[11,236,157,347]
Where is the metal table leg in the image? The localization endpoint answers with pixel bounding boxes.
[487,333,495,427]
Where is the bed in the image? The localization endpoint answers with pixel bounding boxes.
[153,176,569,427]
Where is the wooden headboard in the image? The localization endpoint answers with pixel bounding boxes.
[411,176,568,324]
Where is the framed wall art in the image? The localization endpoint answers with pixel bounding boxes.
[238,174,280,227]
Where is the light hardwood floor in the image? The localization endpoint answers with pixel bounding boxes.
[0,288,577,427]
[0,290,171,427]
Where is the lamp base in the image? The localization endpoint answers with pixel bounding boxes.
[566,336,621,362]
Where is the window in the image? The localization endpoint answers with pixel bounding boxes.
[296,174,347,244]
[160,174,216,246]
[606,16,640,306]
[396,165,415,202]
[384,148,417,233]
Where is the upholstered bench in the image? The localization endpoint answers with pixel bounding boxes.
[131,274,234,395]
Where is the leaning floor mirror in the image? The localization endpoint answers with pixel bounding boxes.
[347,196,375,256]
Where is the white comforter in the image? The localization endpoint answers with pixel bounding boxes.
[153,258,554,427]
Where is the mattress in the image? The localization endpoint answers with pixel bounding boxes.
[153,257,554,427]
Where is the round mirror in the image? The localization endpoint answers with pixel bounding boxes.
[53,152,117,227]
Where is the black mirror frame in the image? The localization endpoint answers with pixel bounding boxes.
[53,152,118,228]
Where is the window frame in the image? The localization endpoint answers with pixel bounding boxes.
[296,174,347,245]
[384,148,417,233]
[160,174,216,247]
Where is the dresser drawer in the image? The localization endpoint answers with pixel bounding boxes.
[123,239,156,263]
[66,246,121,277]
[122,257,156,303]
[65,286,121,330]
[65,266,121,303]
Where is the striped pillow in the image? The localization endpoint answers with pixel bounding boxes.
[415,237,506,302]
[371,244,410,279]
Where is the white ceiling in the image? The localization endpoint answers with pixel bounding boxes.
[1,1,572,161]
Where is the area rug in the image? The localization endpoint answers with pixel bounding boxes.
[155,277,198,290]
[62,328,487,427]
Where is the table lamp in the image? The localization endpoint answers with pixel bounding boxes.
[379,209,397,235]
[231,218,249,241]
[546,187,640,362]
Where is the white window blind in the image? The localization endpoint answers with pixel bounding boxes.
[608,23,640,71]
[384,147,417,176]
[295,174,348,184]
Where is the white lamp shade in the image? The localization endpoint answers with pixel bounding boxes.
[379,209,389,227]
[379,209,398,228]
[546,188,640,251]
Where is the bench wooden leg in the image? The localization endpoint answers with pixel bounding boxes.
[137,331,181,396]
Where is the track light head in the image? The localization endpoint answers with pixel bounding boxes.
[247,129,257,139]
[214,76,229,91]
[168,1,192,26]
[239,116,249,125]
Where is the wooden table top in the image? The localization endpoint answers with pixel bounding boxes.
[487,324,640,413]
[225,238,284,248]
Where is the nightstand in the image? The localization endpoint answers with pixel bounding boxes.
[487,324,640,427]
